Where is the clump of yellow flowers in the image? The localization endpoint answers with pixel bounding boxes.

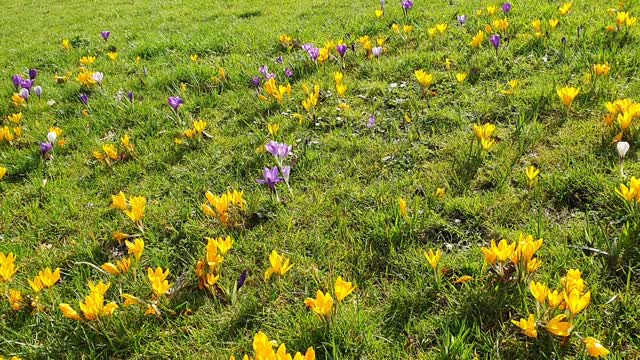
[304,277,355,319]
[93,134,135,165]
[59,281,118,321]
[512,269,607,357]
[481,233,543,279]
[195,236,233,292]
[473,123,496,152]
[259,77,292,103]
[301,84,320,114]
[202,189,247,227]
[603,98,640,142]
[230,331,315,360]
[111,191,147,227]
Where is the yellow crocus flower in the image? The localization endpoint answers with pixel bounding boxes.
[125,238,144,260]
[456,72,468,84]
[264,250,293,280]
[526,165,540,188]
[334,276,355,302]
[304,290,334,317]
[557,86,580,107]
[424,249,442,271]
[564,289,591,315]
[545,314,572,337]
[511,314,537,338]
[529,281,548,305]
[414,69,433,88]
[584,337,610,357]
[125,196,146,223]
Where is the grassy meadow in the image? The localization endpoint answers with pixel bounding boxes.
[1,0,640,358]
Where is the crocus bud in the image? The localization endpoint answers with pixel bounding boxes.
[372,46,383,57]
[29,68,39,80]
[284,68,294,78]
[20,88,29,100]
[12,74,23,88]
[617,141,630,159]
[47,131,57,144]
[337,44,348,58]
[34,86,43,98]
[127,91,134,103]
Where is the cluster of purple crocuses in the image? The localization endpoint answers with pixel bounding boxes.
[258,141,293,197]
[12,68,42,101]
[302,43,320,63]
[251,62,293,90]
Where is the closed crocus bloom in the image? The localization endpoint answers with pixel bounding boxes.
[0,167,6,182]
[125,196,146,223]
[101,31,110,41]
[59,303,82,320]
[101,262,121,275]
[456,72,468,84]
[336,43,347,58]
[545,314,572,336]
[593,63,610,76]
[526,165,540,187]
[334,276,355,302]
[489,34,501,49]
[511,314,537,338]
[304,290,334,317]
[424,249,442,271]
[34,86,42,97]
[617,141,630,159]
[205,238,223,269]
[529,281,548,305]
[399,198,408,217]
[0,252,18,281]
[564,289,591,314]
[481,240,498,265]
[168,96,184,111]
[584,337,610,357]
[457,14,467,25]
[125,238,144,260]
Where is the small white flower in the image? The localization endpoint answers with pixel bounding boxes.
[47,131,57,144]
[617,141,630,159]
[92,72,104,83]
[372,46,383,57]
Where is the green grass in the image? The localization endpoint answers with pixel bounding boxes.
[1,0,640,358]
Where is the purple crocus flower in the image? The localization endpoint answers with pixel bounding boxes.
[251,76,262,87]
[127,91,134,103]
[236,269,248,290]
[20,79,34,90]
[367,115,376,128]
[284,68,294,78]
[265,141,293,159]
[276,56,283,64]
[12,74,23,88]
[380,0,385,7]
[372,46,383,57]
[502,2,512,13]
[167,96,183,111]
[337,44,348,58]
[490,34,501,50]
[259,65,269,77]
[257,166,283,190]
[281,166,291,182]
[29,68,39,80]
[40,142,53,155]
[79,93,89,105]
[307,47,320,62]
[20,88,29,100]
[457,15,467,26]
[101,31,110,41]
[402,0,413,11]
[265,72,276,80]
[34,86,42,98]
